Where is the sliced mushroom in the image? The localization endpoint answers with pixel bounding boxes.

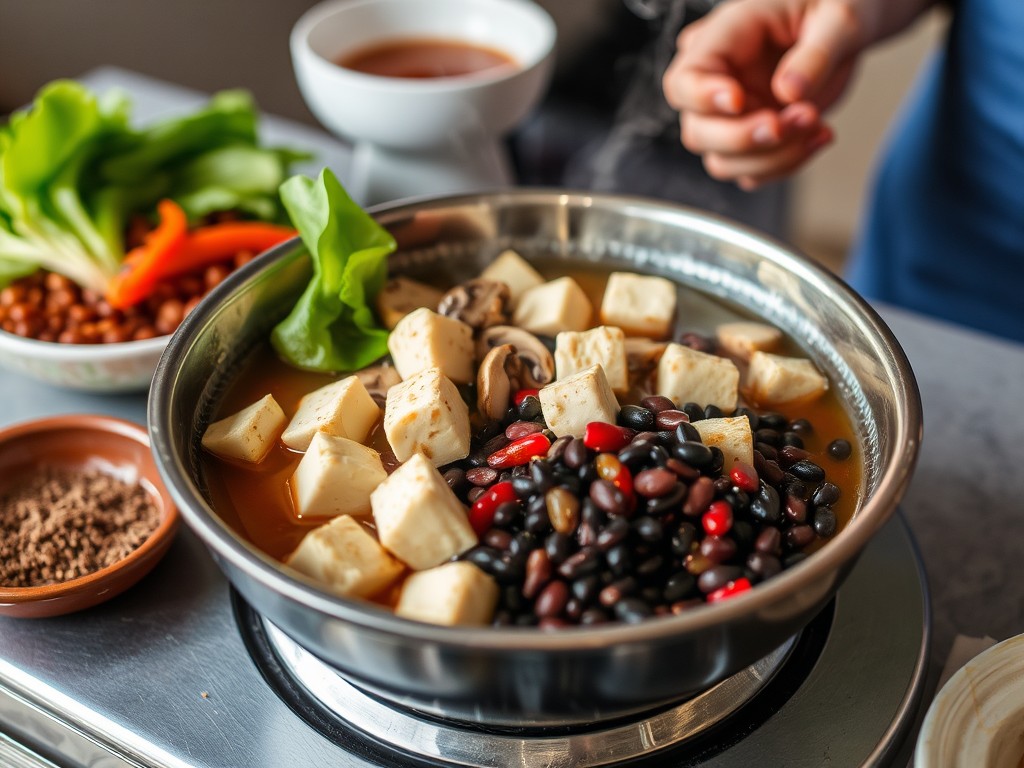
[437,279,510,331]
[354,363,402,408]
[477,344,523,421]
[476,326,555,389]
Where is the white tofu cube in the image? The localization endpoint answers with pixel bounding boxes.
[201,394,286,463]
[479,249,544,306]
[746,351,829,406]
[539,364,619,438]
[693,416,753,471]
[625,337,668,376]
[512,277,592,336]
[371,453,477,570]
[656,343,740,412]
[285,515,403,598]
[555,326,629,394]
[291,433,388,518]
[395,561,498,626]
[282,376,381,453]
[716,321,783,361]
[383,367,470,466]
[600,272,677,339]
[375,276,444,330]
[388,307,475,384]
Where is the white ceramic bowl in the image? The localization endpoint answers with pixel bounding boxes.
[916,634,1024,767]
[290,0,557,150]
[0,330,167,392]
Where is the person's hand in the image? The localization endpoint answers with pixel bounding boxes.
[662,0,869,189]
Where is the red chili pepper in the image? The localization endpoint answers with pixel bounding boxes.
[487,433,551,469]
[583,422,635,453]
[513,388,540,406]
[702,500,733,536]
[468,480,517,536]
[707,577,752,603]
[729,461,759,493]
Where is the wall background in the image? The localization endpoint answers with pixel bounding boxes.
[0,0,948,271]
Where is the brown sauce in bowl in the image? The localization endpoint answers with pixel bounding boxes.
[337,37,516,79]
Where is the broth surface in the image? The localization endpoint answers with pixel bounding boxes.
[203,264,861,562]
[337,38,516,79]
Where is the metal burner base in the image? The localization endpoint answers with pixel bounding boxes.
[239,515,929,768]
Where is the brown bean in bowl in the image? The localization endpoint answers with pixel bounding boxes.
[149,190,921,727]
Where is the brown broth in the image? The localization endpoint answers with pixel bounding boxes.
[337,37,516,79]
[202,263,863,565]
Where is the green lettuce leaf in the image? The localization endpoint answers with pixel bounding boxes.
[271,169,395,372]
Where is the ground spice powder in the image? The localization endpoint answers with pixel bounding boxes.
[0,466,160,588]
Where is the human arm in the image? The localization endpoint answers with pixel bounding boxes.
[661,0,940,188]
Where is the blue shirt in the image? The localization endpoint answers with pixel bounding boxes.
[846,0,1024,341]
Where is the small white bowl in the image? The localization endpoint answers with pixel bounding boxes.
[916,634,1024,767]
[291,0,556,150]
[0,330,167,393]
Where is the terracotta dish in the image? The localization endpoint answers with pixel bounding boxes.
[0,415,179,618]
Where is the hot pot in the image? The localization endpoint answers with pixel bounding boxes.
[148,190,921,727]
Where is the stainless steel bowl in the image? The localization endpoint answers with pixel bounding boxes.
[149,190,921,727]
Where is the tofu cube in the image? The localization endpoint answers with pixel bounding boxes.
[716,321,783,361]
[656,343,740,412]
[395,561,498,626]
[383,367,470,466]
[285,515,403,598]
[512,277,592,336]
[479,249,544,306]
[371,453,477,570]
[376,276,445,330]
[600,272,677,339]
[555,326,629,393]
[693,416,753,471]
[746,351,829,406]
[282,375,380,452]
[625,337,668,377]
[539,364,619,438]
[388,307,475,384]
[201,394,286,463]
[291,433,388,518]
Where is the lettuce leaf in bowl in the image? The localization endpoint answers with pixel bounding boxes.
[271,169,395,372]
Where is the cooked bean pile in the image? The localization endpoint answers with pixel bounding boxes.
[445,395,849,628]
[0,252,253,344]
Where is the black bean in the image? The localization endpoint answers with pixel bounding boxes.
[666,457,700,481]
[484,529,513,550]
[599,577,639,607]
[614,598,653,624]
[518,396,543,421]
[464,546,503,573]
[605,544,634,577]
[754,527,782,555]
[492,555,523,584]
[785,495,808,524]
[663,571,697,603]
[755,428,782,447]
[655,409,690,430]
[498,471,513,483]
[503,585,525,613]
[812,482,841,508]
[675,421,701,443]
[545,532,573,564]
[683,477,715,516]
[789,460,826,483]
[637,554,665,577]
[789,418,814,436]
[590,480,629,517]
[633,516,664,543]
[749,483,780,524]
[524,509,551,534]
[732,520,754,549]
[643,484,685,516]
[547,435,572,463]
[708,447,725,474]
[482,433,511,455]
[511,476,537,499]
[682,402,705,422]
[828,438,852,460]
[565,597,585,621]
[778,445,811,466]
[761,459,785,485]
[641,395,676,413]
[558,548,602,580]
[467,487,486,503]
[723,488,750,512]
[578,463,599,485]
[596,517,631,550]
[759,412,787,431]
[813,506,838,538]
[509,531,538,557]
[617,442,652,467]
[785,525,816,549]
[530,460,555,492]
[698,565,742,593]
[580,499,606,528]
[785,479,809,500]
[580,608,610,625]
[443,468,466,493]
[640,586,662,604]
[618,404,656,431]
[466,450,489,468]
[699,535,738,564]
[492,501,522,529]
[782,432,805,449]
[563,438,589,469]
[556,475,582,496]
[511,465,529,478]
[577,522,598,547]
[572,574,601,604]
[746,552,782,580]
[514,614,538,627]
[703,404,724,420]
[713,476,733,495]
[647,444,671,467]
[756,442,779,461]
[671,522,698,558]
[736,407,760,431]
[674,441,713,468]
